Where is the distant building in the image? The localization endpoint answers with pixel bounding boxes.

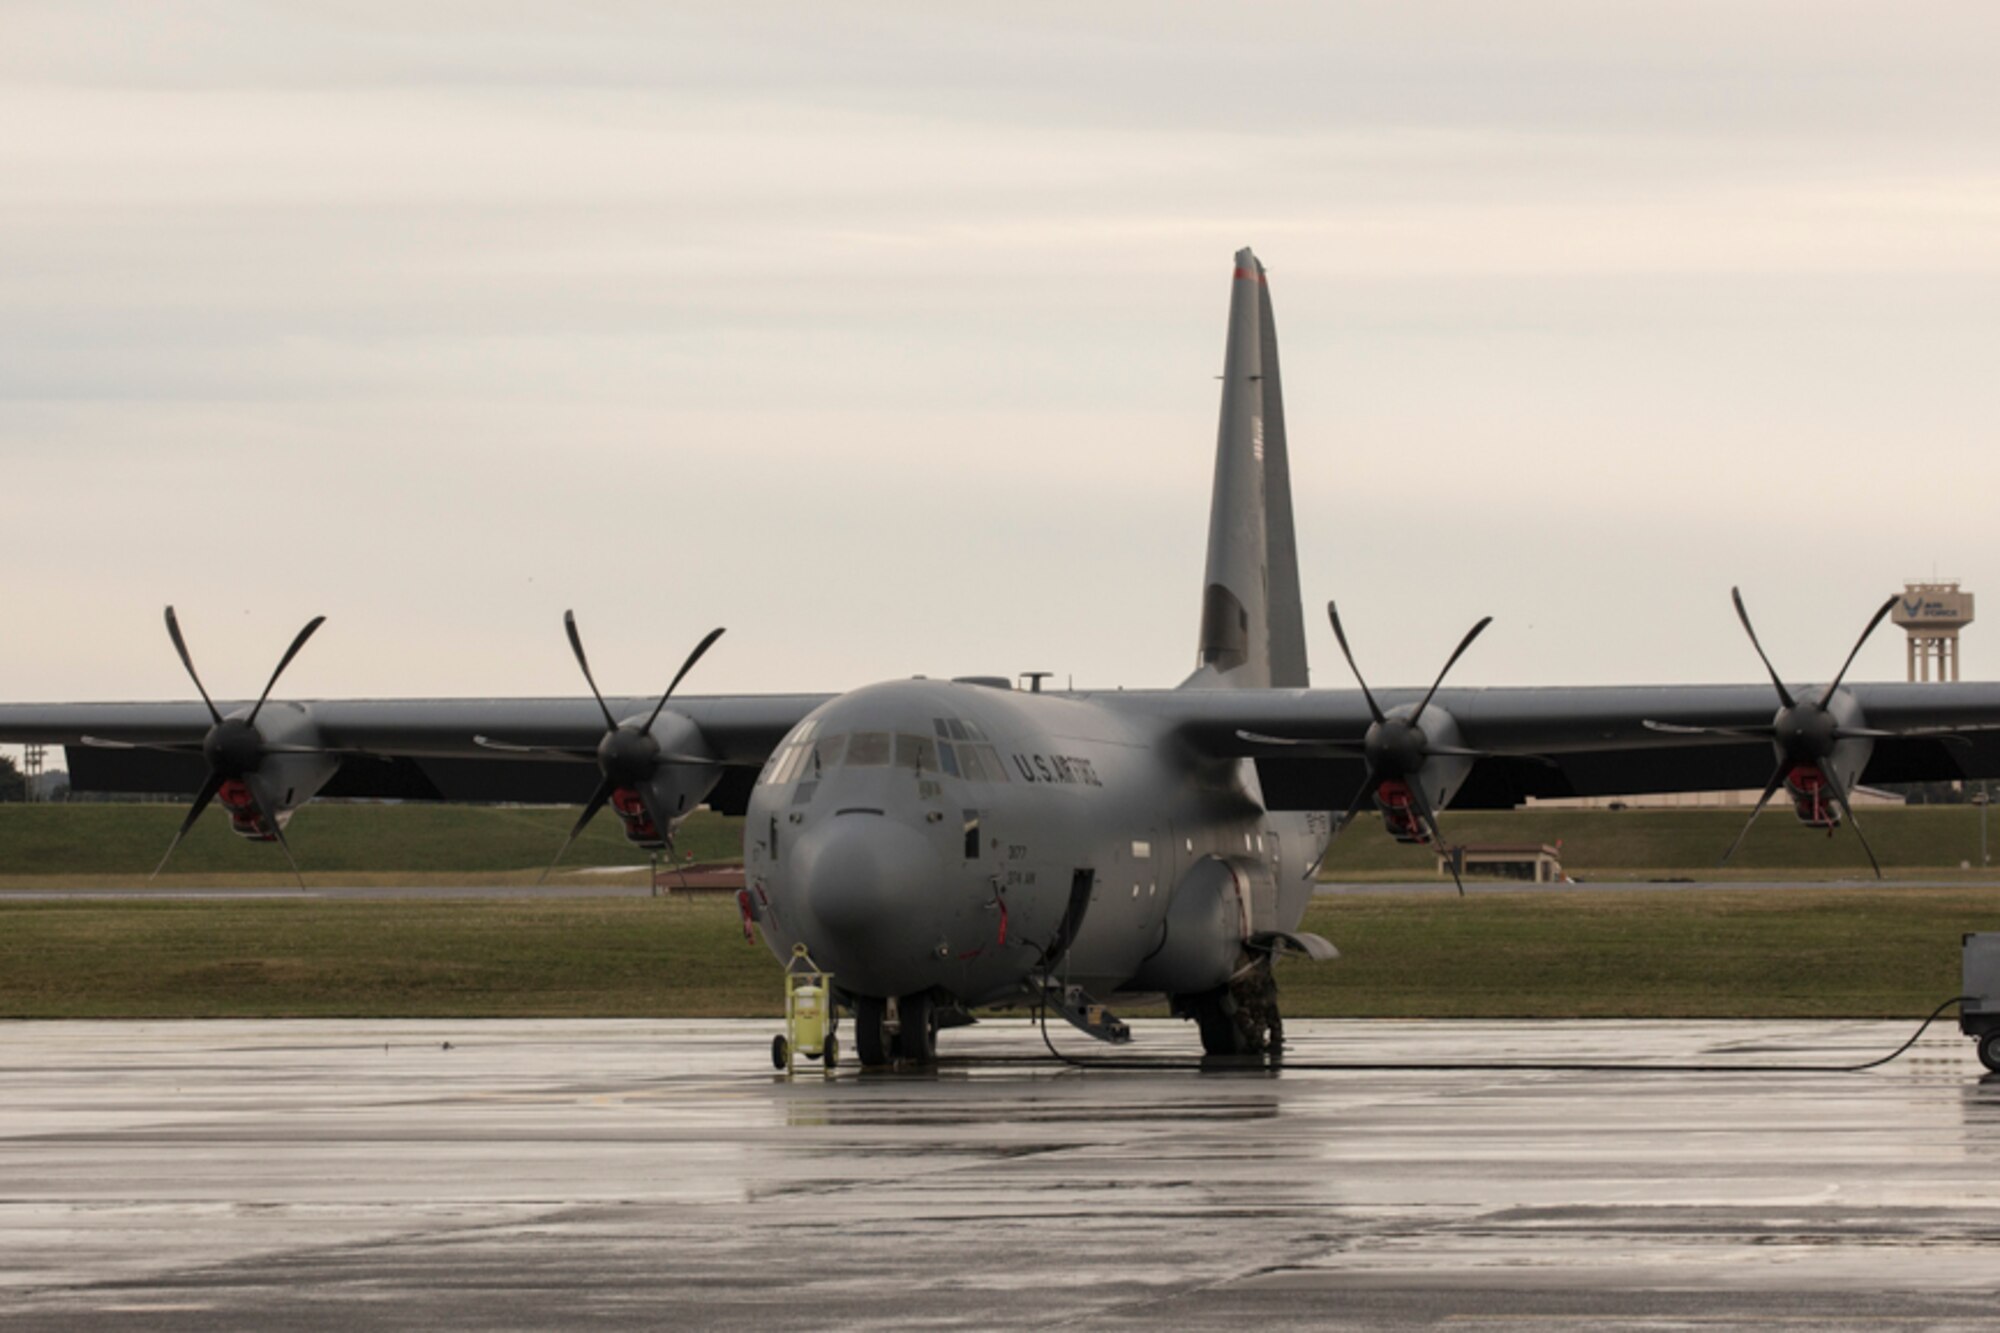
[1893,580,1974,682]
[1525,786,1900,811]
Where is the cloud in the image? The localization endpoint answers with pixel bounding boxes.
[4,2,1998,704]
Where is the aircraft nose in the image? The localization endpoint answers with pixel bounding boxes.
[790,814,941,994]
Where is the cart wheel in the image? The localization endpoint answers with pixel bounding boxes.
[1980,1031,2000,1074]
[771,1035,789,1070]
[823,1034,839,1070]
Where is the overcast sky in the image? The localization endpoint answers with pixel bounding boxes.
[5,1,1999,723]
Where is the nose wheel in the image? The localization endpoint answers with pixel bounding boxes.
[851,993,939,1068]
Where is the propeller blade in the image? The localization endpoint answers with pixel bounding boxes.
[270,821,307,890]
[248,789,308,890]
[1720,760,1791,867]
[1412,616,1493,726]
[636,787,672,850]
[151,771,225,880]
[1731,587,1795,710]
[248,615,327,725]
[1880,722,2000,737]
[1643,720,1776,741]
[1414,742,1560,769]
[643,627,727,733]
[472,735,597,759]
[563,610,618,732]
[538,777,617,886]
[1326,602,1386,725]
[81,735,205,754]
[1402,780,1463,896]
[1849,724,1980,749]
[1814,763,1883,880]
[1234,729,1368,758]
[1818,595,1900,708]
[163,606,223,726]
[1302,770,1377,882]
[1419,744,1497,760]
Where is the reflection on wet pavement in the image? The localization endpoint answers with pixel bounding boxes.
[2,1019,1996,1329]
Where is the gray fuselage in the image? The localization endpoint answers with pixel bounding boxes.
[744,678,1323,1009]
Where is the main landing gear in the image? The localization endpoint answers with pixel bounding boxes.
[1176,957,1284,1057]
[852,993,940,1068]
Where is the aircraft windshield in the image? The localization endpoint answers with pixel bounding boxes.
[758,726,1010,785]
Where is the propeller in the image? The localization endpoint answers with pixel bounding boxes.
[1299,602,1496,894]
[531,611,725,884]
[1666,588,1898,878]
[147,606,327,886]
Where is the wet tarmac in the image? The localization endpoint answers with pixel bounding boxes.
[3,1018,1998,1330]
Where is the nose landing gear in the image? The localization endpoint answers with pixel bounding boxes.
[853,993,940,1068]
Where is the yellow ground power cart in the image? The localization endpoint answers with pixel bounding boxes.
[772,943,839,1075]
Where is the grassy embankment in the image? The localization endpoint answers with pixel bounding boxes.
[5,802,2000,885]
[0,803,744,887]
[0,805,1994,1020]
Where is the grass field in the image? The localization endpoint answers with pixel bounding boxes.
[2,888,1992,1020]
[1,804,1994,1021]
[0,803,744,884]
[4,802,2000,885]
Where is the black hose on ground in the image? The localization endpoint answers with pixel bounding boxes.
[1031,995,1976,1076]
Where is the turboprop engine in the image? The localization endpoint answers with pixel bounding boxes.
[1645,589,1909,875]
[477,610,726,880]
[1248,602,1513,893]
[80,607,345,883]
[1645,587,1998,878]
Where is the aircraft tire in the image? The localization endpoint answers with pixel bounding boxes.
[895,993,938,1065]
[1186,990,1247,1056]
[1980,1030,2000,1074]
[854,996,891,1067]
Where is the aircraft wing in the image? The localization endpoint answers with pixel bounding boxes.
[0,695,829,813]
[1113,682,2000,810]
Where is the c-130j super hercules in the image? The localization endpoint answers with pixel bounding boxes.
[11,248,2000,1066]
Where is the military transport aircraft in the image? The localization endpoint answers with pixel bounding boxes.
[8,247,2000,1065]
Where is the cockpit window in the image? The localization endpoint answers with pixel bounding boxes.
[756,719,822,786]
[845,731,892,766]
[809,734,845,777]
[759,726,1008,782]
[955,744,986,782]
[933,716,990,742]
[895,734,939,773]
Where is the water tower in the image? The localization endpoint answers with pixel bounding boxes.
[1892,581,1974,682]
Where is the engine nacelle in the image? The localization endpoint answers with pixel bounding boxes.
[1372,705,1475,844]
[224,703,340,841]
[1780,688,1874,830]
[607,709,721,849]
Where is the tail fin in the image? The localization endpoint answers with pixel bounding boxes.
[1189,248,1310,690]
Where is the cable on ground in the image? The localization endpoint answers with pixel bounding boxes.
[1031,995,1975,1076]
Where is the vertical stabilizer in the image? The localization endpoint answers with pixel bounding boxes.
[1190,249,1310,690]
